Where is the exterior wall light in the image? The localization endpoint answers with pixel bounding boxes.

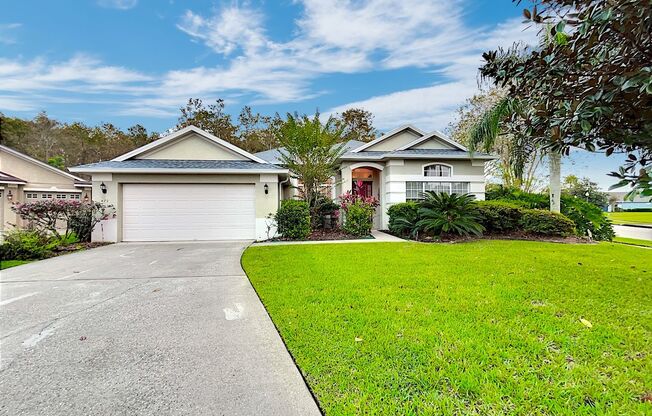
[6,190,13,201]
[84,194,90,202]
[100,182,107,194]
[264,184,269,195]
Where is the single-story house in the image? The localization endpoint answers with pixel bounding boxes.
[1,144,92,236]
[255,124,494,230]
[71,125,493,242]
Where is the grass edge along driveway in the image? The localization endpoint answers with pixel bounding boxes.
[242,240,651,415]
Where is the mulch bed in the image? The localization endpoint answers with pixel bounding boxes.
[52,242,112,255]
[269,229,372,242]
[382,230,594,244]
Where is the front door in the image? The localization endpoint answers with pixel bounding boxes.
[353,180,372,198]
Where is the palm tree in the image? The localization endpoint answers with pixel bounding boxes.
[467,97,561,212]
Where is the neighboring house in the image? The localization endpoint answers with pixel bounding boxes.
[256,125,495,230]
[0,144,92,235]
[71,125,493,242]
[70,126,288,242]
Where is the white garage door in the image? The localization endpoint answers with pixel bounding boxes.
[122,183,256,241]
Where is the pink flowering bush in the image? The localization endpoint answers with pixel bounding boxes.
[11,200,115,241]
[339,184,379,236]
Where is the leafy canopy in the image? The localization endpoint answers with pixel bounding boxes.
[479,0,652,198]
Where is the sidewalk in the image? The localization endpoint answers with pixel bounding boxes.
[255,230,405,246]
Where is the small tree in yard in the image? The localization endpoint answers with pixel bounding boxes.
[277,113,347,226]
[11,200,114,242]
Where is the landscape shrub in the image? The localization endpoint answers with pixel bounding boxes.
[387,202,420,236]
[475,201,522,233]
[69,202,116,242]
[0,229,65,260]
[486,185,614,241]
[416,192,484,237]
[275,199,311,240]
[313,197,340,229]
[340,191,379,237]
[519,209,575,237]
[342,200,375,236]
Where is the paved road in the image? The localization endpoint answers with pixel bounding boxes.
[613,224,652,241]
[0,242,320,416]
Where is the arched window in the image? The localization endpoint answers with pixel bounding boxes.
[423,164,451,177]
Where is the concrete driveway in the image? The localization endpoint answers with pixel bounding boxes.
[0,242,320,416]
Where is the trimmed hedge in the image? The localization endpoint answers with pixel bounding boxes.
[475,201,522,233]
[520,209,576,236]
[275,200,311,240]
[343,200,375,237]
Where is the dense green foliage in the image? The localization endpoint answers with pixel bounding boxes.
[487,185,614,240]
[0,229,74,260]
[1,102,376,169]
[243,241,652,415]
[416,192,484,237]
[480,0,652,196]
[387,202,420,237]
[342,200,375,237]
[275,200,311,240]
[563,175,609,207]
[520,209,576,237]
[475,200,523,233]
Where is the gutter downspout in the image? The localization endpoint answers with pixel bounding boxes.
[278,175,290,208]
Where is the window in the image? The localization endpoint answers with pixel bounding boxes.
[41,193,53,199]
[26,193,38,199]
[71,194,81,200]
[406,182,470,200]
[423,164,451,177]
[56,194,67,199]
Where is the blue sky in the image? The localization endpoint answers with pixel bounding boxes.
[1,0,624,189]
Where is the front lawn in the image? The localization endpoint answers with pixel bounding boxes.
[242,241,651,415]
[607,211,652,225]
[0,259,33,270]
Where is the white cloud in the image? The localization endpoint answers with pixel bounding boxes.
[1,1,538,123]
[97,0,138,10]
[0,23,21,44]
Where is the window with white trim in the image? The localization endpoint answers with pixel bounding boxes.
[56,194,67,199]
[41,193,53,199]
[406,182,470,200]
[26,193,38,199]
[423,164,451,177]
[71,194,81,200]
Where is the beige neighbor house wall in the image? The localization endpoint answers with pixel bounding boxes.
[137,133,249,161]
[0,147,91,235]
[90,173,280,242]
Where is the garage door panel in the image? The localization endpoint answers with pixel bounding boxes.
[122,184,256,241]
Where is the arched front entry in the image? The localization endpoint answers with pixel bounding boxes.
[350,163,384,229]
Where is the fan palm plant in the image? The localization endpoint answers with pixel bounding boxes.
[415,192,485,237]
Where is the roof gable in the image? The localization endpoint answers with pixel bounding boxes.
[113,125,267,163]
[396,131,467,152]
[0,144,85,183]
[351,125,425,153]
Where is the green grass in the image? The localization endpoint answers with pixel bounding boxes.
[242,241,652,415]
[0,259,33,270]
[607,211,652,225]
[613,237,652,248]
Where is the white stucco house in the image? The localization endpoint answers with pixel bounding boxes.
[71,125,493,242]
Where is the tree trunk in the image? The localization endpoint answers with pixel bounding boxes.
[549,150,561,212]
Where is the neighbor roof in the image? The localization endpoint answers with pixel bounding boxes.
[113,125,268,164]
[0,170,27,184]
[0,144,87,182]
[70,159,288,174]
[340,148,495,160]
[254,139,366,164]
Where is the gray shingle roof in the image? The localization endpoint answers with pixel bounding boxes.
[73,159,284,171]
[341,148,495,160]
[254,139,366,164]
[0,170,27,183]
